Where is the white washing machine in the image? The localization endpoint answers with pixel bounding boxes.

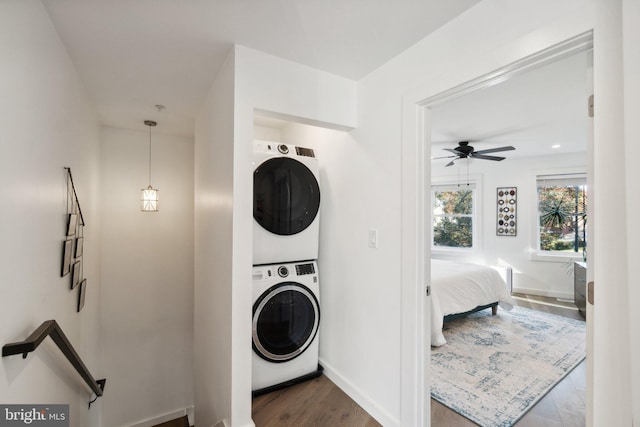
[253,140,320,265]
[252,261,321,394]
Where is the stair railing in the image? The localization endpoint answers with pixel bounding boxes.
[3,320,106,407]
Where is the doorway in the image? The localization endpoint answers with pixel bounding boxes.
[399,31,594,426]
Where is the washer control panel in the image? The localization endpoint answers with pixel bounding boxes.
[253,262,317,281]
[277,266,289,277]
[295,263,315,276]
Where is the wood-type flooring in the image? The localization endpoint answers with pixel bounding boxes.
[252,293,586,426]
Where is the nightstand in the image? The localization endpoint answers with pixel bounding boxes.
[574,261,587,318]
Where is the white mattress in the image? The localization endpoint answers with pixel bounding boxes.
[431,259,515,347]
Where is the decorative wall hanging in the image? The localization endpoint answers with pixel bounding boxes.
[496,187,517,236]
[78,279,87,312]
[62,239,73,276]
[62,167,87,312]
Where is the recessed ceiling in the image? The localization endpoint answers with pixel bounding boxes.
[42,0,480,137]
[430,50,591,161]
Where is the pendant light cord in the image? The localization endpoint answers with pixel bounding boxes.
[144,120,157,187]
[148,125,152,186]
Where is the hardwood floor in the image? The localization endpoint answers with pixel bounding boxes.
[252,374,381,426]
[152,415,190,427]
[252,294,586,427]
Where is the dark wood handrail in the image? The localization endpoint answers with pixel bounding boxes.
[3,320,106,399]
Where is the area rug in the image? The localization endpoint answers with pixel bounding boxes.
[431,306,586,426]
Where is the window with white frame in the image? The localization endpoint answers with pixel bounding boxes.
[536,173,587,257]
[432,182,477,250]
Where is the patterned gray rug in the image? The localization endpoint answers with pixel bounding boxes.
[431,306,586,426]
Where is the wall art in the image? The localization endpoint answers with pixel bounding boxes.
[75,237,84,258]
[496,187,517,236]
[62,167,88,311]
[78,279,87,312]
[62,239,73,276]
[71,260,82,290]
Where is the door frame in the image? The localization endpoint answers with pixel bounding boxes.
[400,31,594,426]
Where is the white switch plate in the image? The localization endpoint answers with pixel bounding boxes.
[368,229,378,248]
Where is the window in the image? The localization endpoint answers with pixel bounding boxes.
[536,173,587,257]
[432,183,477,250]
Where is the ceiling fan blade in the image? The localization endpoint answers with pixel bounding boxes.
[445,160,456,167]
[473,146,515,155]
[431,155,457,160]
[471,154,506,161]
[443,148,459,154]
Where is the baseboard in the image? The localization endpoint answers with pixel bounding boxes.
[512,286,574,301]
[318,358,400,427]
[128,406,194,427]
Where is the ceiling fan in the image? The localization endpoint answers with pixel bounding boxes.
[433,141,515,167]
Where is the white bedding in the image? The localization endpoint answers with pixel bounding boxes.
[431,259,515,347]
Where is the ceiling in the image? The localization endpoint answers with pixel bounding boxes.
[43,0,480,137]
[430,50,590,163]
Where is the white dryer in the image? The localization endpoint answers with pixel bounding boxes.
[253,140,320,265]
[252,261,321,394]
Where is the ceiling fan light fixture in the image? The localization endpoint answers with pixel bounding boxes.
[436,140,516,167]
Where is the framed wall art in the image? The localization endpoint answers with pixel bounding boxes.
[75,237,84,258]
[78,279,87,312]
[66,213,78,236]
[62,239,73,276]
[496,187,517,236]
[71,260,82,289]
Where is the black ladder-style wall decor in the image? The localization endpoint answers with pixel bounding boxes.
[2,320,106,408]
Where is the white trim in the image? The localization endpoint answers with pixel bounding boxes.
[512,287,575,301]
[529,252,586,263]
[128,407,193,427]
[419,32,593,109]
[319,358,400,427]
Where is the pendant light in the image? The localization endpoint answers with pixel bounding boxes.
[141,120,159,212]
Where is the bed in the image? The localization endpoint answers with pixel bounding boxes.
[431,259,515,347]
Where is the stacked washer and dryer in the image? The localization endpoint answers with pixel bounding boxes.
[251,140,322,395]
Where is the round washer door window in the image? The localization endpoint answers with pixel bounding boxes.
[254,157,320,236]
[252,283,320,362]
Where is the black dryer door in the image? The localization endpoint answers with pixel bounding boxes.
[253,157,320,236]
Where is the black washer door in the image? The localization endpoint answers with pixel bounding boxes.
[253,283,320,362]
[254,157,320,236]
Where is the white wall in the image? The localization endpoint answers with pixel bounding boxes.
[193,50,237,427]
[0,1,103,426]
[363,0,598,424]
[100,127,194,427]
[623,0,640,421]
[433,152,587,299]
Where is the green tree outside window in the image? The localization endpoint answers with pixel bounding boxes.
[537,175,587,255]
[433,189,474,248]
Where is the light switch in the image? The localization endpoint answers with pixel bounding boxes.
[368,229,378,248]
